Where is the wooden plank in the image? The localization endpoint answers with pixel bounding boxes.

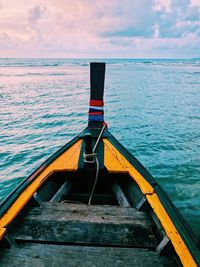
[150,210,166,240]
[32,193,43,206]
[156,235,172,256]
[11,203,157,248]
[123,181,144,208]
[0,243,176,267]
[50,180,71,202]
[112,183,131,207]
[136,196,149,211]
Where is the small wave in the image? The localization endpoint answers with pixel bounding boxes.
[42,63,60,66]
[0,72,69,77]
[192,71,200,75]
[0,58,91,68]
[79,63,88,67]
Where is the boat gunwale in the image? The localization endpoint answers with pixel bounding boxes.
[0,130,85,218]
[105,131,200,266]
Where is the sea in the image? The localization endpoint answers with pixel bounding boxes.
[0,58,199,236]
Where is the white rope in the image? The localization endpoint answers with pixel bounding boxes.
[88,156,99,205]
[93,124,106,153]
[86,124,106,205]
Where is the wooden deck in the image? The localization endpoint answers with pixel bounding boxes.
[0,203,177,266]
[0,243,175,267]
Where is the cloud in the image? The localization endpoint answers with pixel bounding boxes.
[100,0,157,38]
[0,0,199,57]
[191,0,200,6]
[153,0,171,12]
[0,32,15,49]
[156,0,200,39]
[28,5,47,25]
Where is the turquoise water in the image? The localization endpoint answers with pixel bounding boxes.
[0,58,199,236]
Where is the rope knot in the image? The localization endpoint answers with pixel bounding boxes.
[83,152,97,164]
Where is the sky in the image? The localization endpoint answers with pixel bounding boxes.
[0,0,200,58]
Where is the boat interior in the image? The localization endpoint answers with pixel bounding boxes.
[0,168,181,266]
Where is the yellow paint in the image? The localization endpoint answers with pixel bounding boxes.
[104,140,127,173]
[103,139,197,267]
[0,139,82,232]
[0,228,6,239]
[104,139,154,194]
[146,194,197,267]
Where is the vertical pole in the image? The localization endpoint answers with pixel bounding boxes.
[88,62,106,128]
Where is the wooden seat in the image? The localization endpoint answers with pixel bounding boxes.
[0,203,179,266]
[0,243,175,267]
[11,203,157,248]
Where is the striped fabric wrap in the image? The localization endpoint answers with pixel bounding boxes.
[88,100,104,122]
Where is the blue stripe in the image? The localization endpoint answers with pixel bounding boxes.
[88,114,104,122]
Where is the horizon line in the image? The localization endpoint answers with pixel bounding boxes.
[0,57,200,60]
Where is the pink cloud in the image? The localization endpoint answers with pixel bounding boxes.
[0,0,199,58]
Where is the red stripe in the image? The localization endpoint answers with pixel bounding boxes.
[89,100,104,107]
[89,112,103,115]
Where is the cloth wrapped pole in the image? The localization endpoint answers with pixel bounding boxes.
[88,63,105,128]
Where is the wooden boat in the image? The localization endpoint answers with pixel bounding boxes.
[0,63,199,266]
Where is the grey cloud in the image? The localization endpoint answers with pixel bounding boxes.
[99,0,157,38]
[28,5,47,24]
[99,0,200,40]
[154,0,200,38]
[172,0,191,12]
[101,26,153,38]
[186,7,200,21]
